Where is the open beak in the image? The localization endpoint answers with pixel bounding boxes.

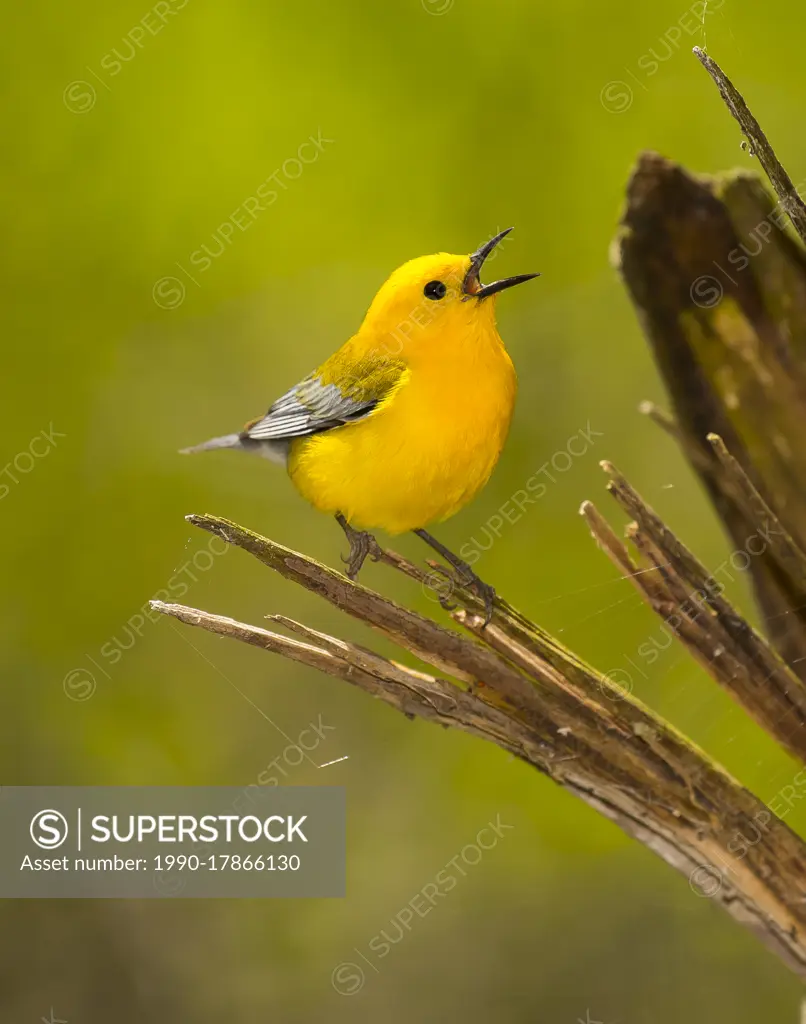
[462,227,539,300]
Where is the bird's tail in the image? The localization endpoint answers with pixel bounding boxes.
[179,433,289,465]
[179,433,245,455]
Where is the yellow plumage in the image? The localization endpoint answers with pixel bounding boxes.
[287,254,517,533]
[183,228,536,612]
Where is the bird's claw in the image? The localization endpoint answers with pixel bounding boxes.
[477,579,497,626]
[429,561,495,625]
[341,529,382,580]
[335,513,383,580]
[457,571,496,626]
[414,529,497,626]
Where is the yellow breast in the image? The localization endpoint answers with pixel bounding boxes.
[287,325,516,534]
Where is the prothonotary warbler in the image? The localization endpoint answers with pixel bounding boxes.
[182,227,538,621]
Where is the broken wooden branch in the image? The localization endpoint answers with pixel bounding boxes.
[582,459,806,764]
[152,509,806,981]
[615,150,806,678]
[693,47,806,245]
[152,48,806,988]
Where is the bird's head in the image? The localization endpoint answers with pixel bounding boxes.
[359,228,538,362]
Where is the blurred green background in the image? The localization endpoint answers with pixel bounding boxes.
[2,0,805,1019]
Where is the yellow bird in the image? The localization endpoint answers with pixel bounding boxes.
[182,228,538,620]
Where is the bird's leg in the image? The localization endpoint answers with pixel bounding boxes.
[413,528,496,625]
[335,513,383,580]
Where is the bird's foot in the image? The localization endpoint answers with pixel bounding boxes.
[342,529,382,579]
[414,528,496,626]
[454,567,496,626]
[335,514,382,580]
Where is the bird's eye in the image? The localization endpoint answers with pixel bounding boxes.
[423,280,447,300]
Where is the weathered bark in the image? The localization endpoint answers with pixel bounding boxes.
[693,46,806,246]
[152,511,806,980]
[583,459,806,764]
[611,52,806,686]
[615,152,806,678]
[152,51,806,986]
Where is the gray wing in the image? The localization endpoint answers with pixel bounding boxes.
[243,362,406,442]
